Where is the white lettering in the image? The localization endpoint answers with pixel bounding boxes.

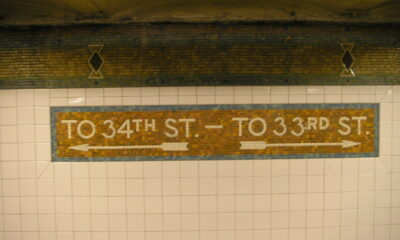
[291,117,305,136]
[145,119,156,132]
[77,120,96,139]
[248,117,267,136]
[131,119,143,132]
[179,118,196,137]
[319,117,329,130]
[307,117,318,130]
[102,120,116,138]
[117,120,133,138]
[273,117,287,136]
[61,120,78,139]
[165,118,178,138]
[338,117,351,135]
[232,117,249,137]
[352,116,367,135]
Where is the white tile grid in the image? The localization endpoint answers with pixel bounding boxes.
[0,86,399,240]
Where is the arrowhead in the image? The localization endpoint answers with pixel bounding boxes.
[161,142,188,151]
[240,141,267,150]
[342,140,360,148]
[69,144,89,152]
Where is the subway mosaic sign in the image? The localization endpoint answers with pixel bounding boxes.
[51,104,379,161]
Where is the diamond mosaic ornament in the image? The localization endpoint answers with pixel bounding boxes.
[340,43,355,77]
[88,45,104,79]
[342,50,353,70]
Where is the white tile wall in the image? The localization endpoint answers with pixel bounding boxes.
[0,86,399,240]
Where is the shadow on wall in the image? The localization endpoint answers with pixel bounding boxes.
[0,0,400,25]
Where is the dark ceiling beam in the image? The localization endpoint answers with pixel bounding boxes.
[0,0,399,26]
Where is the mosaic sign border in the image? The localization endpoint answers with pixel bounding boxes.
[50,103,380,162]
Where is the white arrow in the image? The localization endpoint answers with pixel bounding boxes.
[240,140,360,150]
[69,142,189,152]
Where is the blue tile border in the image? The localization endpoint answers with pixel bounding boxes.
[51,103,380,162]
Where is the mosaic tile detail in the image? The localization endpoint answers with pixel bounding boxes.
[88,44,104,79]
[341,43,355,77]
[0,24,399,89]
[50,103,379,162]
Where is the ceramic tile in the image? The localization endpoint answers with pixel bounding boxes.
[70,97,89,107]
[86,88,104,97]
[34,89,49,107]
[216,86,234,96]
[34,107,50,124]
[50,89,68,98]
[17,89,34,107]
[0,107,17,125]
[0,90,17,107]
[0,85,397,239]
[178,96,196,104]
[0,143,19,160]
[178,87,196,96]
[1,161,19,178]
[35,125,50,142]
[122,96,140,105]
[122,87,140,96]
[85,96,102,105]
[160,87,178,96]
[216,95,234,104]
[141,87,159,96]
[0,125,18,143]
[160,96,178,105]
[197,87,216,96]
[50,97,68,106]
[67,88,85,98]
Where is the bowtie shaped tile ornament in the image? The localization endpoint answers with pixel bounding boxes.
[88,44,104,79]
[341,43,355,77]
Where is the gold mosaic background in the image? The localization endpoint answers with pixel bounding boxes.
[55,107,375,158]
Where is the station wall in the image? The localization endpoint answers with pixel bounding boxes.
[0,85,399,240]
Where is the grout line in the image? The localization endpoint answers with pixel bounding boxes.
[195,87,200,240]
[288,159,291,239]
[142,142,147,240]
[69,88,77,240]
[0,156,4,240]
[322,158,326,240]
[356,156,360,240]
[215,86,219,240]
[16,101,23,238]
[305,158,308,240]
[0,192,373,197]
[105,92,111,240]
[45,89,57,240]
[125,161,129,239]
[158,87,165,240]
[179,159,183,240]
[252,159,256,239]
[388,85,394,240]
[35,91,43,238]
[372,86,377,240]
[270,159,273,240]
[234,159,237,240]
[250,86,255,240]
[339,158,343,240]
[216,160,219,240]
[339,86,343,240]
[37,162,52,179]
[88,140,93,240]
